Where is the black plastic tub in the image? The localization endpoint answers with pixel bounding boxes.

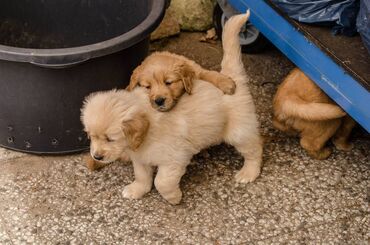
[0,0,166,154]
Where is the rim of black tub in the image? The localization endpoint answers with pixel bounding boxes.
[0,0,166,68]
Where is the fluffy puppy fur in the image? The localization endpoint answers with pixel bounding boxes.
[273,68,356,159]
[127,51,236,112]
[81,11,262,204]
[85,20,237,170]
[85,42,236,170]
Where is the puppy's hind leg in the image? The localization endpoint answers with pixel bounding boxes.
[223,104,263,183]
[300,120,341,160]
[332,116,356,151]
[234,138,263,183]
[225,127,263,183]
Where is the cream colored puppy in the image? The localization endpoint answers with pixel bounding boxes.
[81,11,262,204]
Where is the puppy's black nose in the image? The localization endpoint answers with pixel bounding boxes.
[93,155,104,161]
[155,97,166,106]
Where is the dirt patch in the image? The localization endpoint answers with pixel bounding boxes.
[0,155,49,176]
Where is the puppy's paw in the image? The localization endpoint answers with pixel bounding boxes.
[122,182,151,200]
[333,139,354,152]
[235,165,260,183]
[162,189,182,205]
[310,147,332,160]
[218,77,236,95]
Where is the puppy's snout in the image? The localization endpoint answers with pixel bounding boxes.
[93,154,104,161]
[154,97,166,106]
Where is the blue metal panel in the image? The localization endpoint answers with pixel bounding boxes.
[228,0,370,132]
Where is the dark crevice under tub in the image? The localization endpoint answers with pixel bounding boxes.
[0,0,166,154]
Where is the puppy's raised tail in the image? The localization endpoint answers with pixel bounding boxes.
[280,97,347,121]
[221,10,250,84]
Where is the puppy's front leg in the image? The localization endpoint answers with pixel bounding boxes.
[123,161,153,200]
[199,70,236,95]
[154,164,186,205]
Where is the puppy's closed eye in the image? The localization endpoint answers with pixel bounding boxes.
[105,136,115,142]
[141,83,151,89]
[165,80,172,86]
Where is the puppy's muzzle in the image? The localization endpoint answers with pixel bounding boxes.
[154,97,166,107]
[93,154,104,161]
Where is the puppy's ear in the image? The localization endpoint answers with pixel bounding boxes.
[127,66,142,91]
[122,114,149,151]
[174,62,195,94]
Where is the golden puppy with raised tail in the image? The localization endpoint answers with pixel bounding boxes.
[81,10,263,204]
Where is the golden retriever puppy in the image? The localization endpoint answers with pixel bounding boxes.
[273,68,356,159]
[127,51,236,112]
[85,43,238,170]
[81,12,262,204]
[85,55,236,169]
[84,18,236,170]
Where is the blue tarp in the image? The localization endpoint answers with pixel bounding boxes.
[272,0,359,36]
[357,0,370,54]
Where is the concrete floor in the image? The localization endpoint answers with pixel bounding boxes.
[0,33,369,244]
